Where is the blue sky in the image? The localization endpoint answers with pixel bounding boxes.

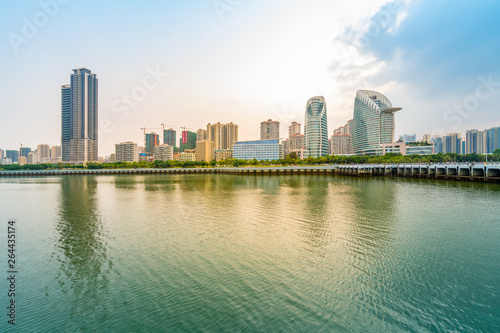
[1,0,499,155]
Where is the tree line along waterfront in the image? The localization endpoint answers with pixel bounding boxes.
[1,151,500,171]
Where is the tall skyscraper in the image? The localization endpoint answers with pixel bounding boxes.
[431,137,443,154]
[289,122,301,137]
[466,129,491,154]
[163,128,176,147]
[197,129,207,141]
[19,147,31,158]
[61,68,98,163]
[6,150,19,162]
[352,90,402,155]
[0,149,4,159]
[207,122,239,150]
[485,126,500,153]
[50,146,62,161]
[179,131,197,152]
[260,119,280,140]
[145,133,160,156]
[37,144,51,160]
[444,133,463,154]
[304,96,328,157]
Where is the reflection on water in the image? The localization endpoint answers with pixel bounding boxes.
[1,174,497,332]
[52,176,112,330]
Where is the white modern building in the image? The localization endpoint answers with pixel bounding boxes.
[352,90,401,155]
[304,96,328,157]
[233,139,283,161]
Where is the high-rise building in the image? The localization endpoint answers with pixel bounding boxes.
[27,152,40,165]
[422,134,431,143]
[196,129,207,142]
[61,84,71,162]
[431,137,443,154]
[466,129,486,154]
[116,141,139,162]
[61,68,98,163]
[443,133,463,154]
[304,96,328,157]
[37,144,51,160]
[6,150,19,162]
[196,140,215,162]
[145,133,160,156]
[0,149,4,159]
[352,90,402,155]
[179,131,197,152]
[485,126,500,153]
[289,122,301,137]
[207,122,239,150]
[163,128,176,147]
[260,119,280,140]
[331,119,354,155]
[345,119,353,137]
[331,134,351,155]
[153,144,173,161]
[20,147,31,158]
[50,146,62,161]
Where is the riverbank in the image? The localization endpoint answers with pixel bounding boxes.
[1,164,500,182]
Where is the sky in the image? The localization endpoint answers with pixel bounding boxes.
[1,0,499,156]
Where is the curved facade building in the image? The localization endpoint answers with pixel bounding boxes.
[304,96,328,157]
[352,90,401,155]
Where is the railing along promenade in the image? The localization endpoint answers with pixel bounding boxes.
[337,163,500,182]
[1,163,500,182]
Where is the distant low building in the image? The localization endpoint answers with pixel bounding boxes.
[233,139,283,161]
[180,151,196,162]
[116,141,139,162]
[18,156,27,165]
[154,144,174,161]
[380,142,434,156]
[214,149,232,161]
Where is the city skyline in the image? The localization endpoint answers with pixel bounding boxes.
[1,1,500,156]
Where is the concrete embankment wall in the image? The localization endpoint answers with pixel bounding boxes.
[1,164,499,182]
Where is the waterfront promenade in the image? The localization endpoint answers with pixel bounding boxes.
[1,163,500,182]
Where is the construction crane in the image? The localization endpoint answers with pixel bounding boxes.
[140,127,162,135]
[161,123,175,131]
[181,126,193,132]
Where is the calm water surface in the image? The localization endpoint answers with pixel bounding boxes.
[0,174,499,332]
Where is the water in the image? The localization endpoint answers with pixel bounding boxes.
[0,174,499,332]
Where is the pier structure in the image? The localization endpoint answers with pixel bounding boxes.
[1,164,500,182]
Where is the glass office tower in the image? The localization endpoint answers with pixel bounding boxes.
[304,96,328,157]
[61,68,98,163]
[352,90,401,155]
